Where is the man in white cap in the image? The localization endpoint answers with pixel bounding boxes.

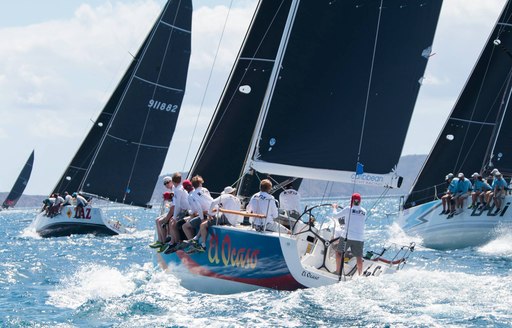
[279,182,302,218]
[450,173,472,216]
[484,169,504,211]
[149,176,174,250]
[440,173,456,215]
[468,173,491,209]
[333,193,367,276]
[491,171,507,214]
[188,186,243,253]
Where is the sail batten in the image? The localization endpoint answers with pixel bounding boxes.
[133,75,185,92]
[239,57,276,63]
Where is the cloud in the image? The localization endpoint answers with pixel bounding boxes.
[0,0,257,194]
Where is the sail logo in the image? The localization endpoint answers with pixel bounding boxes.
[208,232,260,269]
[351,173,384,185]
[148,99,178,112]
[74,207,91,220]
[469,202,510,217]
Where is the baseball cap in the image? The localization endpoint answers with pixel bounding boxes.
[163,176,172,185]
[182,179,193,190]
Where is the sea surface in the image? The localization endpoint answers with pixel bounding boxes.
[1,198,511,328]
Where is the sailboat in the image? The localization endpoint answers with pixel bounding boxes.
[398,1,512,250]
[154,0,443,293]
[1,150,34,209]
[33,0,192,237]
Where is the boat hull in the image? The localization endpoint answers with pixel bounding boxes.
[34,206,125,238]
[154,226,304,294]
[398,199,512,249]
[278,234,399,288]
[154,221,410,293]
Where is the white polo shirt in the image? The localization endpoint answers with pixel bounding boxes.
[332,205,366,241]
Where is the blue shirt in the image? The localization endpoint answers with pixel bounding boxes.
[492,177,507,191]
[473,180,491,192]
[448,178,459,193]
[456,178,472,193]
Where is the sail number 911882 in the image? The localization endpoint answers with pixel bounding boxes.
[148,99,178,112]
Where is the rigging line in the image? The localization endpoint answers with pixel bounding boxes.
[188,0,287,173]
[341,1,384,256]
[124,0,182,202]
[182,0,235,172]
[365,187,389,220]
[452,41,502,171]
[356,0,383,161]
[482,67,512,170]
[460,70,512,173]
[489,69,512,165]
[497,1,512,37]
[340,2,385,281]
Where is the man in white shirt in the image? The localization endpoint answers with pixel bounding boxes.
[150,176,174,250]
[209,186,242,226]
[279,183,302,218]
[192,186,242,252]
[62,191,73,206]
[161,179,195,254]
[247,179,288,233]
[171,172,190,220]
[182,175,213,241]
[332,193,367,275]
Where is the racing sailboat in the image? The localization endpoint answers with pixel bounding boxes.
[33,0,192,237]
[2,150,34,209]
[398,0,512,250]
[155,0,443,293]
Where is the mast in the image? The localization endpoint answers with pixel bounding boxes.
[187,0,294,197]
[242,0,300,180]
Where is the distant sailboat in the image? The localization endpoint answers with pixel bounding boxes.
[155,0,443,293]
[398,0,512,249]
[2,150,34,209]
[33,0,192,237]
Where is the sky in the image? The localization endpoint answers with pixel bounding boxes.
[0,0,507,195]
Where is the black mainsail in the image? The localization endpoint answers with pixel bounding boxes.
[190,0,443,198]
[2,150,34,209]
[246,0,443,187]
[405,0,512,208]
[188,0,293,197]
[53,0,192,207]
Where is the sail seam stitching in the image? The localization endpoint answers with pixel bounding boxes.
[160,20,191,34]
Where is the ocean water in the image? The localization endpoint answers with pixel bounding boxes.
[1,198,511,328]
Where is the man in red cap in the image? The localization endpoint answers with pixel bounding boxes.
[332,192,367,276]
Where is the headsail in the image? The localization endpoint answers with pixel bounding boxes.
[405,1,512,208]
[53,0,192,207]
[2,150,34,209]
[188,0,293,197]
[245,0,443,188]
